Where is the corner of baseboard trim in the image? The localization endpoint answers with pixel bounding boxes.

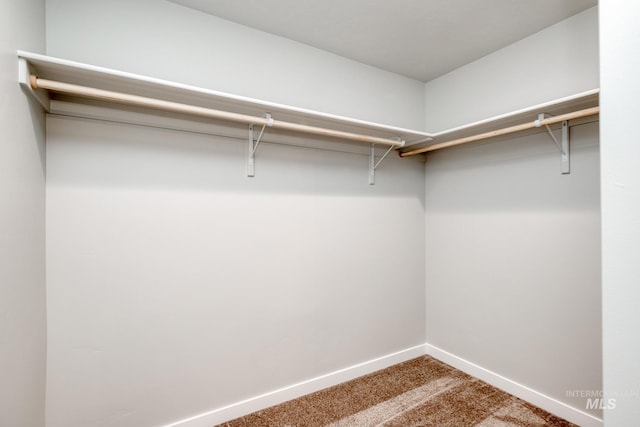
[424,343,603,427]
[163,343,427,427]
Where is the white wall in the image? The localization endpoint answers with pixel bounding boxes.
[42,2,431,424]
[44,115,425,427]
[43,2,428,426]
[424,122,602,419]
[41,2,610,426]
[422,7,602,423]
[45,0,425,130]
[0,1,47,426]
[600,1,640,425]
[424,6,599,132]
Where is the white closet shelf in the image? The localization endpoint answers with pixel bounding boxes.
[18,51,433,149]
[18,51,599,164]
[400,89,599,156]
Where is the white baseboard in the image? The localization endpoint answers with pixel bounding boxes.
[425,343,603,427]
[163,344,427,427]
[164,343,603,427]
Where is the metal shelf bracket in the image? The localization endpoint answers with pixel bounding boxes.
[247,113,273,177]
[535,113,570,175]
[369,143,397,185]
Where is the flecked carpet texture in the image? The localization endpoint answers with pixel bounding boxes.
[217,355,576,427]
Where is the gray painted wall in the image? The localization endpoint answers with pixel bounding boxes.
[44,2,429,424]
[600,1,640,425]
[423,7,602,419]
[45,115,426,427]
[37,1,612,426]
[45,0,425,130]
[424,7,599,133]
[0,0,47,426]
[424,122,601,416]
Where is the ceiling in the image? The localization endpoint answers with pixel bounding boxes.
[169,0,597,82]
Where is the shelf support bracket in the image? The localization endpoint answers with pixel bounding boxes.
[536,114,570,175]
[369,143,396,185]
[247,113,273,177]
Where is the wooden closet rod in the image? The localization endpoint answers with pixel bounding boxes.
[29,76,405,148]
[400,106,600,157]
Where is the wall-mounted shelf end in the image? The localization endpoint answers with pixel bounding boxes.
[18,57,49,111]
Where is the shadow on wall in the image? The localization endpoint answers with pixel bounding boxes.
[46,115,425,201]
[22,87,47,175]
[424,121,600,213]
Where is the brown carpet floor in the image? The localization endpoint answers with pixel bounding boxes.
[217,355,577,427]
